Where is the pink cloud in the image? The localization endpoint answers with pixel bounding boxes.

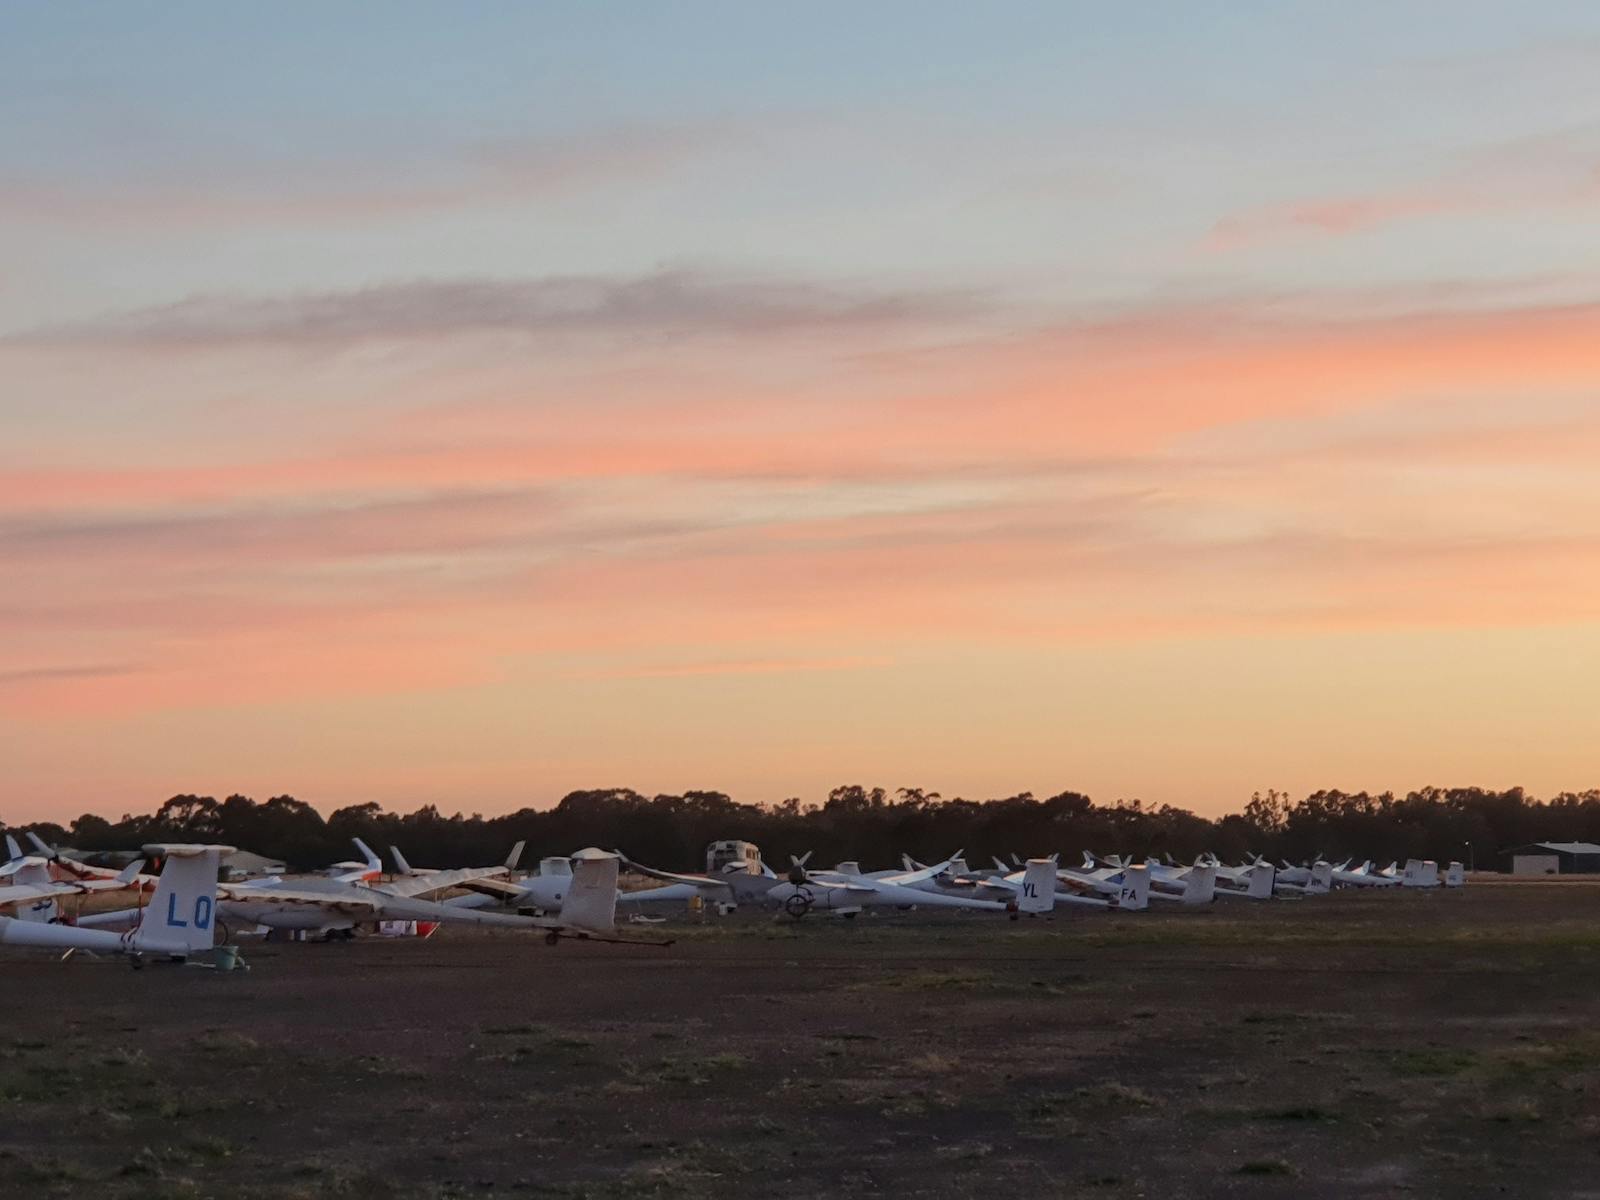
[4,291,1600,732]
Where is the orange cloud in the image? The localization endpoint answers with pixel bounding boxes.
[1207,125,1600,249]
[4,285,1600,823]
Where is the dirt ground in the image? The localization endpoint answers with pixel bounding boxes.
[3,879,1599,1199]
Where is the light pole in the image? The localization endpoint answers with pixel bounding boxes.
[1465,840,1473,872]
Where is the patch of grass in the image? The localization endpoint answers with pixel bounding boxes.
[185,1134,236,1160]
[0,1065,62,1103]
[1387,1047,1479,1077]
[611,1142,743,1196]
[195,1030,260,1057]
[1076,1081,1159,1109]
[119,1145,193,1177]
[1021,1092,1076,1122]
[1241,1011,1309,1026]
[487,1032,605,1069]
[847,969,1002,992]
[1237,1159,1295,1177]
[1481,1099,1543,1124]
[150,1090,237,1121]
[16,1157,94,1185]
[639,1057,710,1085]
[1498,1033,1600,1074]
[933,1141,993,1161]
[1260,1105,1335,1122]
[614,1162,723,1197]
[880,1092,948,1118]
[344,1053,429,1081]
[280,1160,402,1198]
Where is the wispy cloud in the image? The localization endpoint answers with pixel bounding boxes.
[0,122,745,228]
[573,655,893,680]
[0,663,144,686]
[1208,123,1600,249]
[16,270,992,348]
[5,284,1600,722]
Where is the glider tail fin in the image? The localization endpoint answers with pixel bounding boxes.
[1018,859,1056,914]
[353,838,381,876]
[1248,861,1276,899]
[1116,864,1150,911]
[1182,864,1217,906]
[138,844,229,956]
[557,850,620,933]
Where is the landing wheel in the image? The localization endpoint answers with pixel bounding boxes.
[544,930,560,946]
[129,955,144,971]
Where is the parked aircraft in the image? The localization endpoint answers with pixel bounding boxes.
[615,853,788,909]
[24,832,159,892]
[1213,861,1277,900]
[980,858,1153,911]
[621,850,1030,917]
[80,840,636,944]
[430,848,619,914]
[763,851,1024,916]
[1402,859,1441,888]
[0,857,145,923]
[391,841,525,881]
[1330,859,1398,888]
[0,844,233,967]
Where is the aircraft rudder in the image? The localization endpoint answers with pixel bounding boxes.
[1182,865,1217,906]
[1118,864,1150,911]
[557,849,620,933]
[138,844,230,957]
[1018,859,1056,914]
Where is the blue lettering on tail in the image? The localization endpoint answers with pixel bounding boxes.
[166,893,188,928]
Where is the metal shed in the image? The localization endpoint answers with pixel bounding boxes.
[1506,842,1600,875]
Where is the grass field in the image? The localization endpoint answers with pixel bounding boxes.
[3,880,1599,1198]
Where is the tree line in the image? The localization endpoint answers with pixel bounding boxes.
[4,785,1594,872]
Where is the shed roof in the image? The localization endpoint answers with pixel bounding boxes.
[1524,842,1600,856]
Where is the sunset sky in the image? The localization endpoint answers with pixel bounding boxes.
[4,4,1600,824]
